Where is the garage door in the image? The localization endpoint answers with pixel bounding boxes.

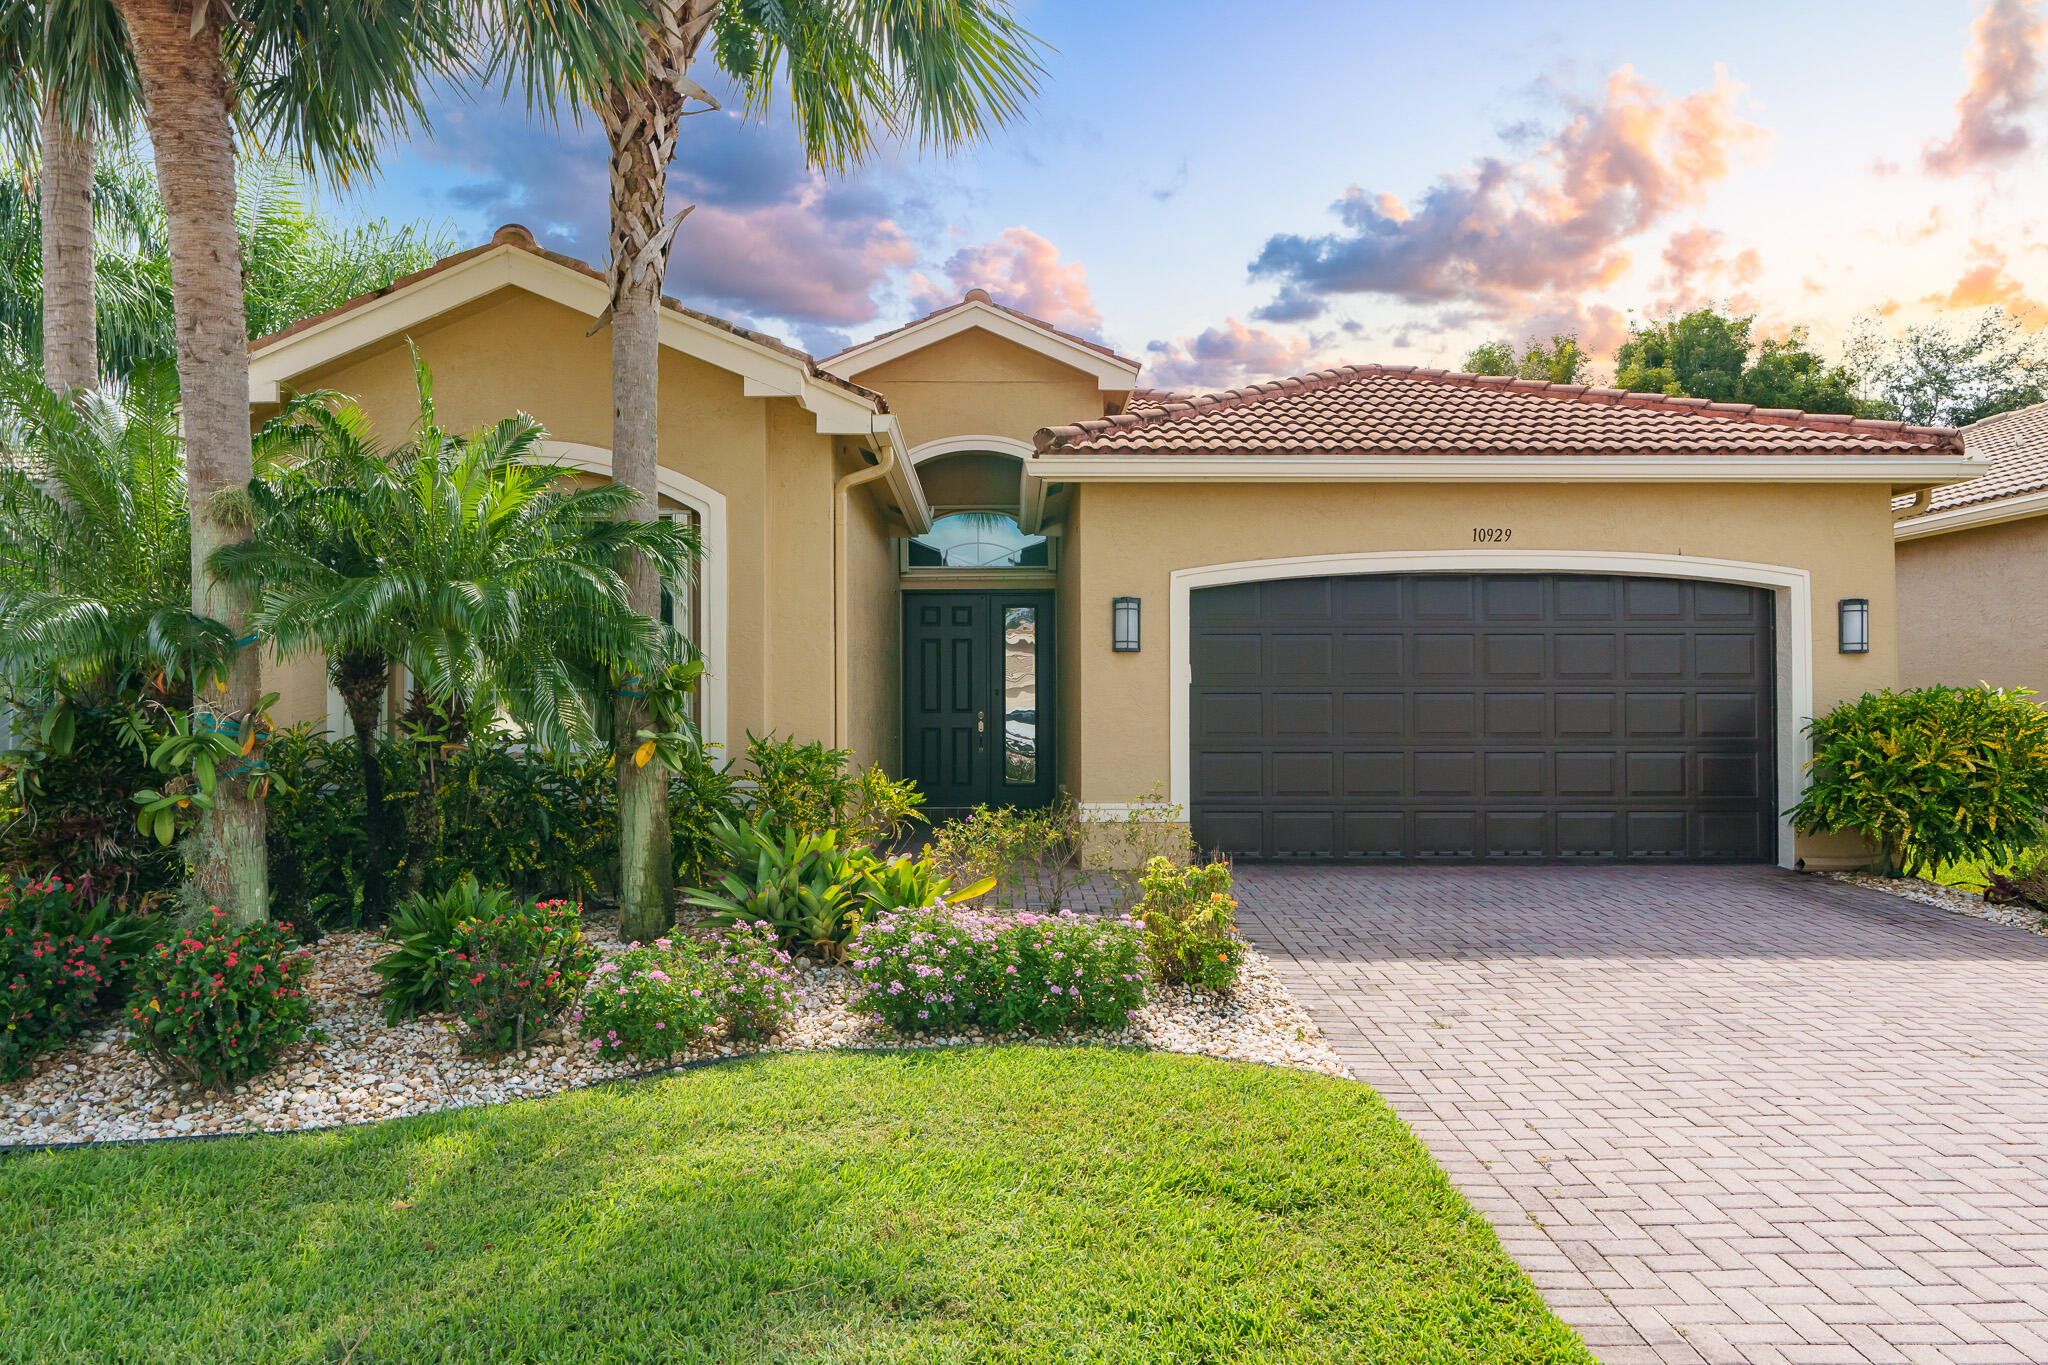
[1189,574,1776,862]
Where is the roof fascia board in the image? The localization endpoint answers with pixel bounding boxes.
[823,301,1139,388]
[1895,488,2048,540]
[1023,454,1984,484]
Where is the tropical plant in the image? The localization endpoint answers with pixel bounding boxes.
[854,848,992,920]
[669,742,744,890]
[444,896,597,1056]
[742,731,859,834]
[214,355,699,909]
[1789,686,2048,878]
[684,816,870,959]
[105,0,469,923]
[125,907,319,1087]
[1,915,113,1078]
[929,799,1080,909]
[372,874,522,1024]
[488,0,1046,944]
[0,871,162,997]
[1136,856,1243,993]
[0,700,177,897]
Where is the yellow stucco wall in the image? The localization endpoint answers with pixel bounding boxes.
[853,329,1107,452]
[1896,515,2048,694]
[257,286,895,762]
[1058,480,1905,867]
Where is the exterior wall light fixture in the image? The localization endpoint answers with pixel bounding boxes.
[1112,596,1141,652]
[1838,598,1870,654]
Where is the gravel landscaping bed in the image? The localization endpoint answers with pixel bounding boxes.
[1,921,1345,1147]
[1830,870,2048,936]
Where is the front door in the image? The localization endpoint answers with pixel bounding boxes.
[902,590,1054,811]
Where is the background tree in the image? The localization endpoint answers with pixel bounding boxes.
[0,156,452,381]
[216,357,699,907]
[0,0,142,395]
[1462,334,1587,383]
[104,0,466,923]
[1613,307,1862,414]
[491,0,1046,941]
[1844,306,2048,427]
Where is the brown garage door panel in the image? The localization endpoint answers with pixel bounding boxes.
[1190,574,1776,863]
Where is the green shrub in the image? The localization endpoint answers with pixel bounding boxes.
[848,905,1147,1036]
[685,818,871,959]
[0,702,179,900]
[125,910,320,1087]
[1082,787,1196,914]
[739,732,925,842]
[263,727,378,928]
[1137,857,1245,992]
[444,897,597,1055]
[1789,686,2048,877]
[1,921,115,1079]
[578,937,721,1061]
[371,875,522,1023]
[708,923,797,1043]
[929,801,1078,908]
[0,875,164,1004]
[669,745,746,890]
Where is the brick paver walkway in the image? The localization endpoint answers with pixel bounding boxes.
[1233,865,2048,1365]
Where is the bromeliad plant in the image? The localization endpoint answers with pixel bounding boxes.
[371,876,523,1023]
[1789,685,2048,878]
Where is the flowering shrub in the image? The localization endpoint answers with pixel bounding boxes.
[2,923,114,1079]
[578,938,720,1060]
[0,874,163,1003]
[709,922,797,1043]
[444,898,597,1055]
[1137,856,1245,992]
[848,904,1146,1036]
[125,910,319,1087]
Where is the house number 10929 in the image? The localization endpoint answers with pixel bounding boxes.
[1472,527,1512,543]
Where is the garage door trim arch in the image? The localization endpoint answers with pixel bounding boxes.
[1168,551,1812,869]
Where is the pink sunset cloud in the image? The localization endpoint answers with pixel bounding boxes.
[1142,318,1320,390]
[1923,0,2048,175]
[906,228,1102,333]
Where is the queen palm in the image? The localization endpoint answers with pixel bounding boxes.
[490,0,1045,941]
[216,356,700,911]
[0,361,232,704]
[89,0,466,922]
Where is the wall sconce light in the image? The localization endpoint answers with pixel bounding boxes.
[1838,598,1869,654]
[1112,596,1141,652]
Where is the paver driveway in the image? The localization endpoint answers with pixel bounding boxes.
[1233,865,2048,1365]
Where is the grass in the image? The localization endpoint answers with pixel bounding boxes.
[0,1048,1593,1364]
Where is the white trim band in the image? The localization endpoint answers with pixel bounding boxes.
[1029,454,1982,485]
[1895,489,2048,540]
[1166,550,1814,870]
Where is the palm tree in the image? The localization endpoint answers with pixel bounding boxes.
[490,0,1045,941]
[0,361,230,704]
[100,0,466,922]
[216,354,700,910]
[0,0,143,395]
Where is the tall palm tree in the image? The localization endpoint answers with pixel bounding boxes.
[0,0,142,395]
[216,354,700,910]
[491,0,1045,942]
[98,0,466,922]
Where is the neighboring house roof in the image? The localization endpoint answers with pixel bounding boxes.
[1894,400,2048,539]
[820,289,1141,388]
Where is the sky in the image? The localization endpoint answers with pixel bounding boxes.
[316,0,2048,392]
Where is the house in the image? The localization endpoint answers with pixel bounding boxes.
[250,225,1981,871]
[1893,401,2048,694]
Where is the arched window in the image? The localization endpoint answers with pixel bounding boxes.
[905,512,1048,568]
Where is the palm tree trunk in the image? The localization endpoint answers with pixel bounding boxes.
[115,0,267,924]
[600,2,711,943]
[334,651,392,917]
[38,96,97,394]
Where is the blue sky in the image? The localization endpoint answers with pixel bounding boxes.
[318,0,2048,389]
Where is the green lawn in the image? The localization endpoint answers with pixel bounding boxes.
[0,1048,1593,1364]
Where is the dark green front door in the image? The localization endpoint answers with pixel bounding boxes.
[902,590,1054,810]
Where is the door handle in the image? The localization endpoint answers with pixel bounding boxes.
[976,710,986,734]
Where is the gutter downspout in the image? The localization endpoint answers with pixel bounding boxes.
[834,423,896,749]
[1894,488,1933,522]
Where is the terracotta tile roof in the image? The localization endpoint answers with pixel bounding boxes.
[1895,400,2048,521]
[248,224,888,410]
[1127,387,1190,409]
[823,287,1141,372]
[1035,364,1965,458]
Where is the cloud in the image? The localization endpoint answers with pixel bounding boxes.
[1649,226,1764,315]
[1923,0,2047,175]
[419,96,921,335]
[905,228,1102,333]
[1921,239,2048,324]
[1246,65,1764,325]
[1141,318,1319,390]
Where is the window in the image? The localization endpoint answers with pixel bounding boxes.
[906,512,1048,569]
[658,502,702,723]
